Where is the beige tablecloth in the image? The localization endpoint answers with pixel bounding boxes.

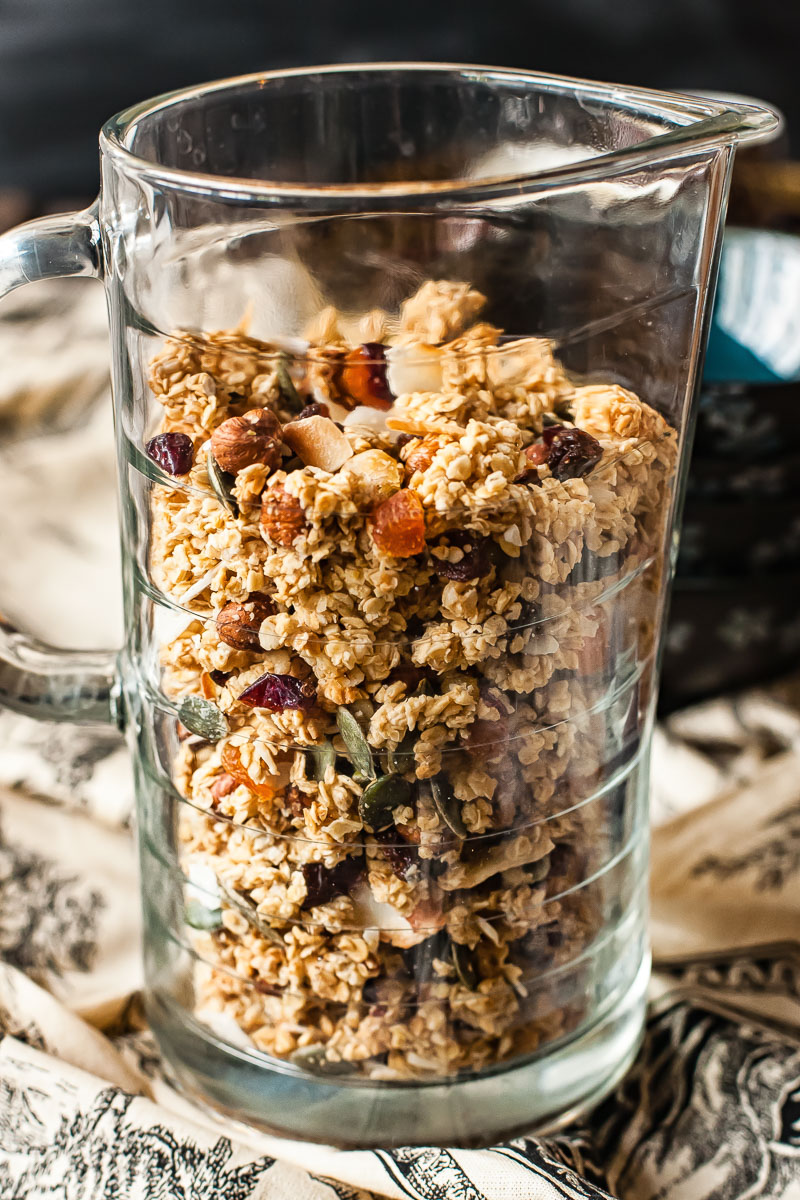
[0,281,798,1200]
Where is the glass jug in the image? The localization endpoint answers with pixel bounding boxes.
[0,65,774,1147]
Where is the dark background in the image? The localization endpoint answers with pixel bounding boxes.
[0,0,796,202]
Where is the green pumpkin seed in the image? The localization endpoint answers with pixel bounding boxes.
[177,696,229,743]
[217,880,283,948]
[337,708,376,782]
[430,775,467,838]
[359,774,412,830]
[289,1044,352,1075]
[276,355,304,415]
[206,448,239,516]
[184,897,222,931]
[385,731,416,775]
[526,854,551,884]
[451,941,478,990]
[309,739,336,781]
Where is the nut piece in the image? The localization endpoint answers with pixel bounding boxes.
[261,483,308,546]
[282,414,354,472]
[211,773,237,802]
[216,591,277,651]
[210,408,283,474]
[340,449,402,504]
[402,434,447,481]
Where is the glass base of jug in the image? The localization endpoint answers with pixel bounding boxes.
[147,954,649,1148]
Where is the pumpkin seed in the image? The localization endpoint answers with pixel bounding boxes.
[309,739,336,781]
[385,731,416,775]
[359,774,412,830]
[336,707,375,782]
[526,854,551,884]
[276,355,304,415]
[206,448,239,516]
[289,1044,352,1075]
[184,897,222,931]
[430,775,467,838]
[217,880,283,948]
[451,941,478,990]
[177,696,229,743]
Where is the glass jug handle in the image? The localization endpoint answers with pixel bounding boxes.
[0,205,121,726]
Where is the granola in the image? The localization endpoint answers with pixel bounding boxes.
[143,279,676,1081]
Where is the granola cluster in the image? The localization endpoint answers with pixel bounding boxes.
[144,280,676,1080]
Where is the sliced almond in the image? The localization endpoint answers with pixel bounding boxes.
[282,415,354,472]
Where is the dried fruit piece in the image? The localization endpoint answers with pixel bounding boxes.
[238,672,316,711]
[430,775,467,837]
[301,856,364,908]
[340,449,403,504]
[282,414,353,472]
[547,428,603,480]
[370,489,426,557]
[374,830,416,879]
[431,529,489,581]
[220,744,278,800]
[340,343,394,410]
[146,432,194,475]
[211,408,283,474]
[337,708,375,781]
[385,343,443,396]
[206,449,239,516]
[177,696,228,742]
[359,774,412,830]
[216,592,276,651]
[293,401,330,420]
[261,483,307,546]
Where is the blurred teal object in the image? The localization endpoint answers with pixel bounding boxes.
[703,227,800,383]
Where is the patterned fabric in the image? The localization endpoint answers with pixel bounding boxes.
[0,282,799,1198]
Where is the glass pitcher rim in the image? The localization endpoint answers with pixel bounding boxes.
[99,61,778,202]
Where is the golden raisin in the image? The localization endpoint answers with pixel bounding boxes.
[339,343,394,410]
[261,483,307,547]
[370,489,426,557]
[220,744,277,800]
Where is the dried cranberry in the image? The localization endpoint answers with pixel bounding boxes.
[374,829,415,879]
[285,784,309,818]
[208,669,231,686]
[547,428,603,480]
[541,424,567,448]
[432,529,490,581]
[146,432,194,475]
[254,979,282,996]
[301,856,364,908]
[238,672,316,711]
[293,401,330,421]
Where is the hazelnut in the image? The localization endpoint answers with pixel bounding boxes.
[210,408,283,474]
[261,483,308,546]
[216,591,276,651]
[402,434,446,480]
[211,773,237,802]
